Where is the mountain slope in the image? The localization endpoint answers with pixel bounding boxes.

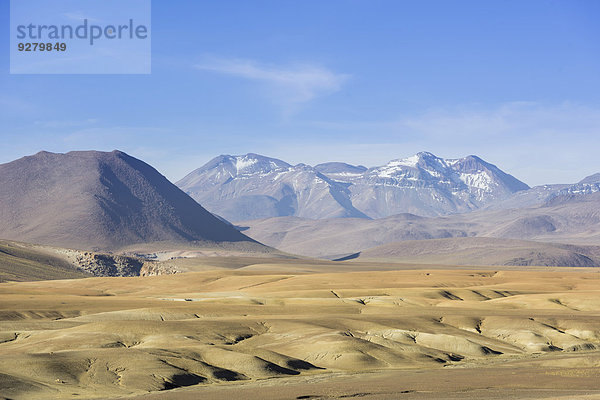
[486,172,600,210]
[178,152,529,221]
[356,237,600,267]
[177,154,368,221]
[0,240,89,282]
[545,174,600,205]
[337,152,529,218]
[579,172,600,185]
[240,190,600,258]
[238,214,476,258]
[314,162,367,176]
[0,150,257,250]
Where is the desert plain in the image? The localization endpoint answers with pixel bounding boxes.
[1,257,600,400]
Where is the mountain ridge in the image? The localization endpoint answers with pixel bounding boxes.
[177,152,530,221]
[177,153,369,221]
[238,190,600,259]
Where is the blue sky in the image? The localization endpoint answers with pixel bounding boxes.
[1,0,599,186]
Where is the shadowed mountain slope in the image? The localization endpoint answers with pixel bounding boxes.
[0,150,258,251]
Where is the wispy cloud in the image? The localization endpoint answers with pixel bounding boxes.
[397,102,600,142]
[195,56,350,112]
[280,102,600,186]
[62,12,100,23]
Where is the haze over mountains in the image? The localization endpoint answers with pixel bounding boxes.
[0,150,257,251]
[240,190,600,261]
[177,152,530,221]
[485,174,600,210]
[172,150,600,267]
[0,149,598,268]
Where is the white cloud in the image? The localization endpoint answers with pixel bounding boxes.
[195,56,350,112]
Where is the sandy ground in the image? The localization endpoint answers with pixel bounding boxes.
[131,366,600,400]
[1,263,600,399]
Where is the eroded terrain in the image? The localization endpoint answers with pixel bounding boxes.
[1,265,600,399]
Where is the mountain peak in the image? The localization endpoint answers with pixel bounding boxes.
[0,150,256,250]
[461,154,484,162]
[314,162,367,175]
[231,154,291,174]
[385,152,443,170]
[232,154,260,171]
[579,173,600,184]
[34,150,55,156]
[416,151,438,158]
[195,153,291,177]
[177,154,369,221]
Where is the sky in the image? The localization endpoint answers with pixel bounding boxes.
[1,0,599,186]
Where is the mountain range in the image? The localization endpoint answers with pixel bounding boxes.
[239,190,600,259]
[176,154,368,221]
[177,152,531,221]
[0,149,598,268]
[0,150,258,251]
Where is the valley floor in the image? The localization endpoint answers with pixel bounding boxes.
[1,261,600,399]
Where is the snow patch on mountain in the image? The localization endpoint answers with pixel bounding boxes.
[234,156,258,172]
[177,152,530,220]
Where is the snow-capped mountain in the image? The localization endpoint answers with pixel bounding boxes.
[544,173,600,205]
[177,152,530,221]
[486,172,600,210]
[314,162,368,176]
[176,154,368,221]
[556,174,600,196]
[329,152,529,218]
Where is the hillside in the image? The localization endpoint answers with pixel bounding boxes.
[356,237,600,267]
[0,150,259,251]
[0,240,89,282]
[240,191,600,260]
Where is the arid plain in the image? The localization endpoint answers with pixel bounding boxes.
[1,151,600,399]
[2,257,600,400]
